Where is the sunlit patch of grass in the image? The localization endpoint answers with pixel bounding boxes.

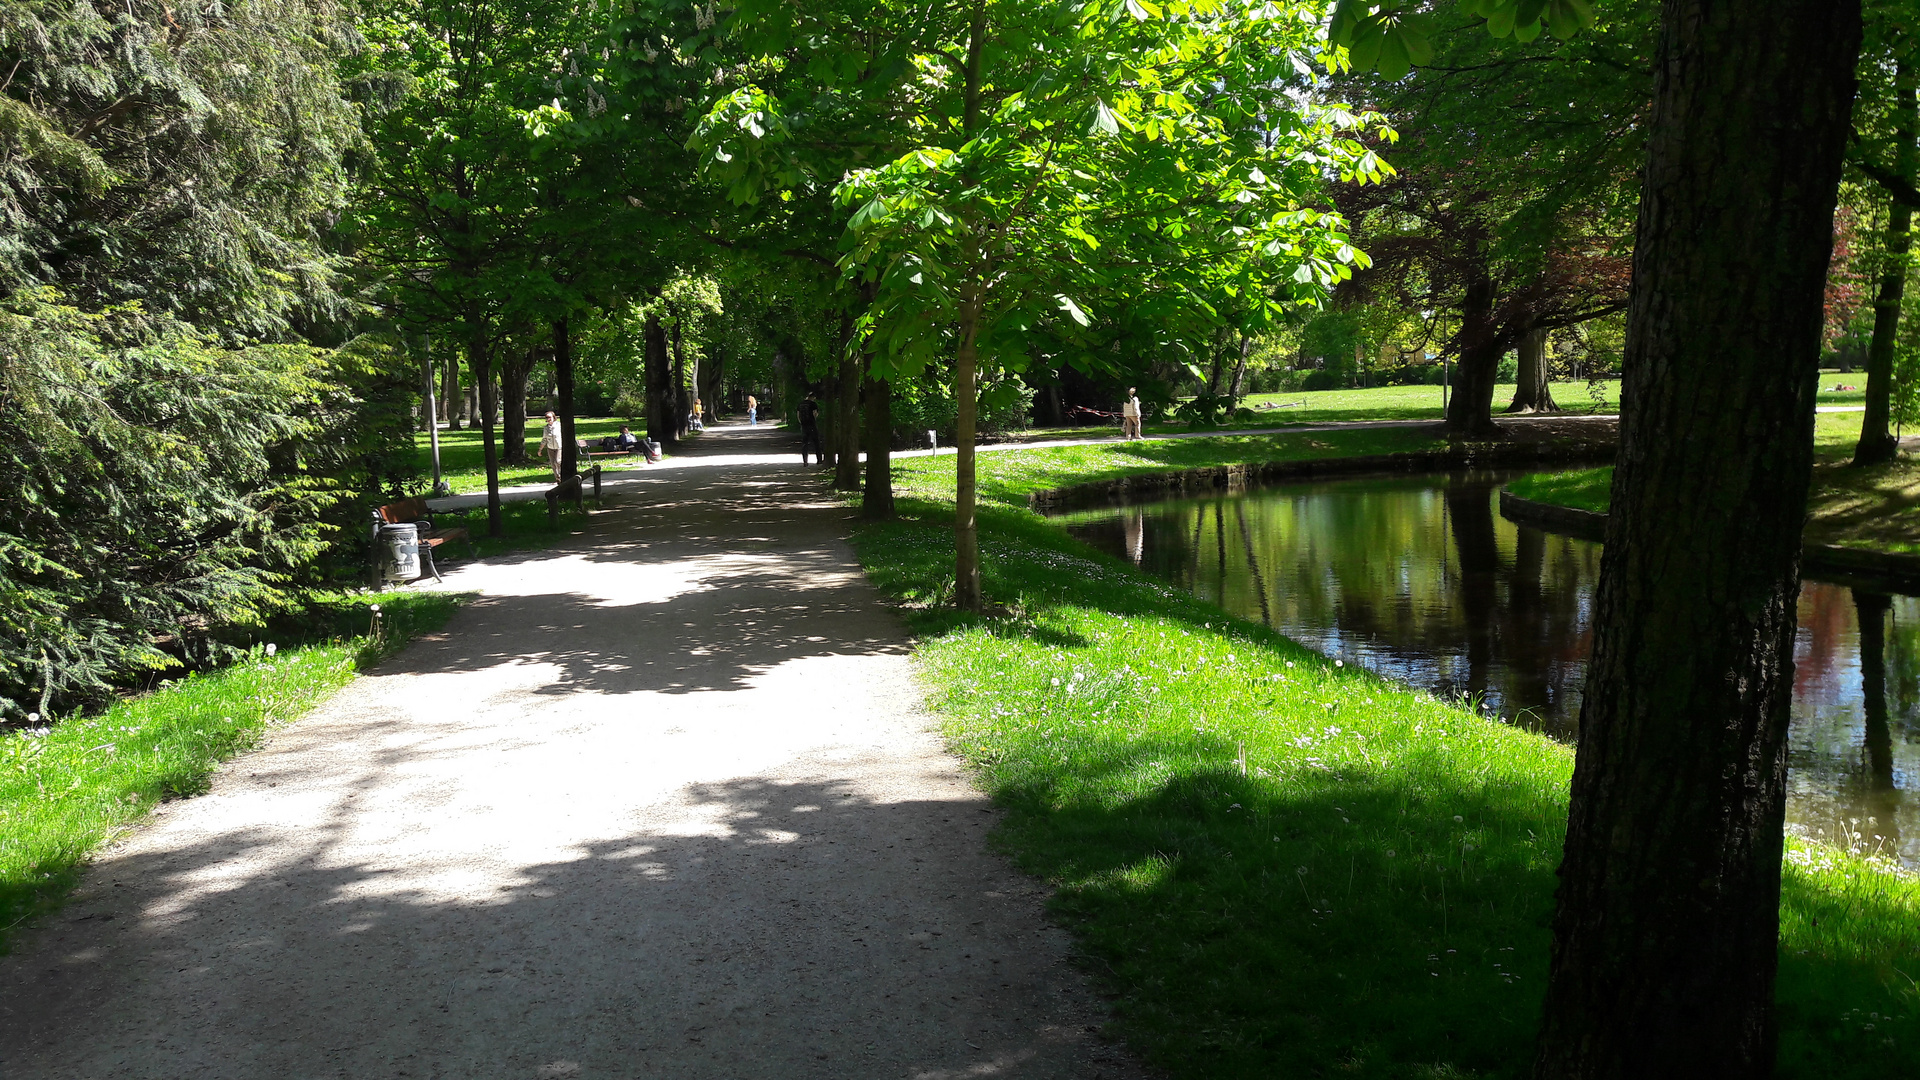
[0,590,467,949]
[856,450,1920,1079]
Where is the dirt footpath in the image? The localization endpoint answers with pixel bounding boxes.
[0,425,1147,1080]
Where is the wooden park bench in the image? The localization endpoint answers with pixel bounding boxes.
[374,496,473,582]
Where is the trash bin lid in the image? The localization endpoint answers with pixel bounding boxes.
[380,522,419,540]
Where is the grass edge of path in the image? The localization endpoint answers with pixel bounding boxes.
[848,439,1920,1079]
[0,589,469,950]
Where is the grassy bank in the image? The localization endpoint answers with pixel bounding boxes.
[853,442,1920,1078]
[411,417,659,494]
[0,590,466,948]
[1506,413,1920,553]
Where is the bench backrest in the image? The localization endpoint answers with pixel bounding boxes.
[377,497,431,524]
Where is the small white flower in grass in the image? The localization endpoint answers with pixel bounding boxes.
[1453,815,1464,823]
[1386,850,1396,857]
[265,643,277,657]
[27,712,39,723]
[1050,677,1060,687]
[1334,659,1344,668]
[1286,660,1295,668]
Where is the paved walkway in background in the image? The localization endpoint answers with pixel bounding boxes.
[430,411,1625,512]
[0,424,1146,1080]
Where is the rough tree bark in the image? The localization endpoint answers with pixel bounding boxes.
[1858,56,1914,466]
[1229,333,1252,405]
[466,322,503,539]
[1507,328,1558,413]
[500,344,537,465]
[833,314,862,491]
[554,316,578,478]
[1444,262,1503,438]
[441,358,463,429]
[671,318,690,442]
[1532,3,1862,1077]
[862,369,894,520]
[644,309,672,448]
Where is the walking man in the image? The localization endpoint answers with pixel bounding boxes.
[798,392,823,465]
[1121,388,1142,440]
[540,411,563,479]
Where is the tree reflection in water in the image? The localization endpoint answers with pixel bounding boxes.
[1054,471,1920,869]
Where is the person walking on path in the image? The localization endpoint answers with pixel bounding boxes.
[746,394,758,426]
[540,411,563,479]
[1121,388,1142,441]
[798,392,823,465]
[692,399,705,432]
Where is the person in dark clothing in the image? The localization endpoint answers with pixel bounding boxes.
[798,392,823,464]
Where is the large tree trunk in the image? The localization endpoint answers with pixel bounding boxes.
[500,344,536,465]
[1444,263,1502,438]
[467,323,503,539]
[1858,56,1914,466]
[644,309,672,448]
[1532,4,1862,1077]
[833,314,862,491]
[671,318,690,442]
[554,316,578,478]
[1507,328,1559,413]
[441,359,463,429]
[862,369,894,520]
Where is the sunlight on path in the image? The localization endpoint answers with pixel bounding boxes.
[0,431,1141,1080]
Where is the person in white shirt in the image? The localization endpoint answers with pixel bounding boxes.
[1121,388,1143,440]
[540,411,563,479]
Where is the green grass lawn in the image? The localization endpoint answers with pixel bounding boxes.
[852,438,1920,1079]
[904,425,1459,506]
[0,590,467,948]
[411,417,659,495]
[999,379,1867,441]
[1506,411,1920,553]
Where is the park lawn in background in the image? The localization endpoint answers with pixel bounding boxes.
[853,444,1920,1079]
[411,417,656,494]
[0,590,467,949]
[1505,412,1920,554]
[1002,379,1866,442]
[893,425,1458,508]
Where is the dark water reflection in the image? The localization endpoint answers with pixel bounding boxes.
[1051,471,1920,870]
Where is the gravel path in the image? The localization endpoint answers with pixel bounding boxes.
[0,424,1147,1080]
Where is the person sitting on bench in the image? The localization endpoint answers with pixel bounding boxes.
[606,426,640,452]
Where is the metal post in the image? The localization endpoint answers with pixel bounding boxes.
[423,350,447,496]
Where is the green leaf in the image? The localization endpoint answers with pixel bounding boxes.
[1486,7,1515,36]
[1056,294,1091,326]
[1090,100,1119,136]
[1513,18,1543,42]
[1377,31,1413,80]
[1349,21,1388,72]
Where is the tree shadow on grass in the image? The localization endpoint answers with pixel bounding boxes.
[856,497,1920,1080]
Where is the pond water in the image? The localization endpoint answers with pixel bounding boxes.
[1051,471,1920,870]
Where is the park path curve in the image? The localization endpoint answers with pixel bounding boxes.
[0,423,1147,1080]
